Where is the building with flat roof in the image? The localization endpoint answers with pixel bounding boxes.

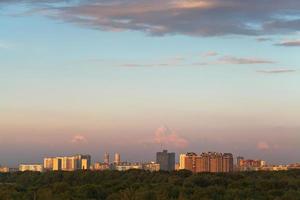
[0,166,10,173]
[143,162,160,172]
[237,158,266,171]
[114,153,121,165]
[19,164,43,172]
[104,153,109,164]
[179,152,233,173]
[115,162,142,171]
[156,150,175,171]
[93,162,110,171]
[44,154,91,171]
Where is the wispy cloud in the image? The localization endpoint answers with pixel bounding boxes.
[275,39,300,47]
[256,37,272,42]
[3,0,300,37]
[70,134,88,144]
[256,141,270,151]
[120,56,186,67]
[86,54,277,68]
[218,56,275,65]
[202,51,218,57]
[257,68,297,74]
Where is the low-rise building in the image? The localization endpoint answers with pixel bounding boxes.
[261,165,288,171]
[115,162,143,171]
[288,163,300,170]
[93,162,110,171]
[179,152,233,173]
[0,166,10,173]
[143,162,160,172]
[238,159,266,171]
[19,164,43,172]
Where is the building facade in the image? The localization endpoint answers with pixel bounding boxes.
[238,158,266,171]
[93,162,110,171]
[19,164,43,172]
[115,163,142,171]
[143,162,160,172]
[104,153,109,164]
[0,166,10,173]
[43,155,91,171]
[156,150,175,171]
[179,152,233,173]
[114,153,121,165]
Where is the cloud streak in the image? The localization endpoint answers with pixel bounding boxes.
[257,68,297,74]
[202,51,218,57]
[218,56,275,65]
[275,39,300,47]
[257,141,270,151]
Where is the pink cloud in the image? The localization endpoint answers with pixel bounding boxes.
[154,126,188,148]
[70,134,88,144]
[202,51,218,57]
[256,141,270,151]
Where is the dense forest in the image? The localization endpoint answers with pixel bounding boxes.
[1,170,300,200]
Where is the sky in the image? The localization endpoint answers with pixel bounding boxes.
[0,0,299,167]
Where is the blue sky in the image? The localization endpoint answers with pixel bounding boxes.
[0,1,299,166]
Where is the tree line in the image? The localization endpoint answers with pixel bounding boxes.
[0,169,300,200]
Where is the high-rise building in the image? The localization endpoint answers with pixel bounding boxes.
[53,157,62,171]
[199,153,210,172]
[75,154,91,170]
[44,154,91,171]
[156,150,175,171]
[104,152,109,164]
[43,157,54,170]
[179,152,233,173]
[222,153,234,172]
[179,154,186,170]
[114,153,121,164]
[180,152,210,173]
[236,156,244,168]
[209,152,223,173]
[19,164,43,172]
[179,152,198,173]
[62,156,77,171]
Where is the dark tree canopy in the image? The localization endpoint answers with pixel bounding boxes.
[1,170,300,200]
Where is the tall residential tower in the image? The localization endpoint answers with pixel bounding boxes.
[156,150,175,171]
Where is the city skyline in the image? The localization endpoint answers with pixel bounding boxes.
[1,0,300,166]
[2,150,299,173]
[0,149,295,168]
